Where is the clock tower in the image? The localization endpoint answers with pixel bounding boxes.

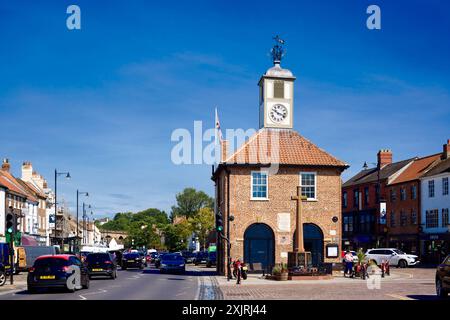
[259,36,295,129]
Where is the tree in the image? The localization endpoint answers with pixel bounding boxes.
[163,220,193,252]
[170,188,214,220]
[188,207,214,250]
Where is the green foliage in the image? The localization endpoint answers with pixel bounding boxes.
[163,220,193,252]
[188,207,214,251]
[357,249,366,265]
[170,188,214,220]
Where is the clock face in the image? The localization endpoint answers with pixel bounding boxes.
[269,104,288,123]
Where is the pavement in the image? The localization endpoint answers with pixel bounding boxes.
[215,267,442,300]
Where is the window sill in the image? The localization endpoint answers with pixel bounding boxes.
[250,198,269,201]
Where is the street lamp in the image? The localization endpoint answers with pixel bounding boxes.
[76,190,89,252]
[82,203,91,245]
[54,169,70,248]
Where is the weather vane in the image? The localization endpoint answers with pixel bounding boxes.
[271,35,286,64]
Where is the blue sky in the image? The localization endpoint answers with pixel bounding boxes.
[1,0,449,218]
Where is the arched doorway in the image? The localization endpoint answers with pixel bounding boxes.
[244,223,275,271]
[293,223,324,266]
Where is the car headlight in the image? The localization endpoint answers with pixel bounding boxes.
[161,264,167,267]
[179,264,185,267]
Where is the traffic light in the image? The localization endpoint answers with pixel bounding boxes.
[216,211,224,233]
[6,212,14,234]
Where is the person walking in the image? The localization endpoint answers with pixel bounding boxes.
[233,259,242,285]
[344,251,354,278]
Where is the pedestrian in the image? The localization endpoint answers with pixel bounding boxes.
[233,259,242,285]
[344,250,354,278]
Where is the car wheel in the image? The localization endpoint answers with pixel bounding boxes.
[436,279,448,298]
[0,272,6,286]
[83,278,90,289]
[27,287,37,294]
[398,260,407,268]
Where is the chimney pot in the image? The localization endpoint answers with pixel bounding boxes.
[443,139,450,160]
[1,158,10,172]
[377,149,393,168]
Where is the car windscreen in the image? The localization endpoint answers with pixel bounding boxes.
[162,255,184,261]
[87,253,110,263]
[34,258,68,268]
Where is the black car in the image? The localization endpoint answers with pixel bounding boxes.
[206,251,217,268]
[436,254,450,298]
[85,252,117,279]
[27,254,90,293]
[160,254,186,274]
[122,253,145,270]
[154,252,169,268]
[182,251,195,264]
[193,251,208,265]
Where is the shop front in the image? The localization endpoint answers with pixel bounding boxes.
[420,233,450,265]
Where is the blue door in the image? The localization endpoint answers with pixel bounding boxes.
[244,224,275,271]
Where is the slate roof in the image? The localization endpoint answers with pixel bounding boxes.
[342,158,415,188]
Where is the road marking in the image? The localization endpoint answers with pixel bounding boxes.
[386,294,414,300]
[175,292,186,297]
[79,295,87,300]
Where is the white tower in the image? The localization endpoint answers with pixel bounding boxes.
[259,36,296,129]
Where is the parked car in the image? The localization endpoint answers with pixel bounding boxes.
[160,254,186,274]
[149,252,159,263]
[182,251,195,264]
[154,252,169,268]
[206,251,217,268]
[436,254,450,298]
[27,254,90,293]
[365,248,419,268]
[193,251,208,265]
[85,252,117,279]
[121,252,145,270]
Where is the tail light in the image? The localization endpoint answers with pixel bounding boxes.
[29,267,35,273]
[104,261,112,264]
[62,266,70,273]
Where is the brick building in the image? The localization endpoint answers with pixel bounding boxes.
[342,150,415,251]
[212,42,348,275]
[385,153,441,255]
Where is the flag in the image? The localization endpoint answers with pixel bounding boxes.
[215,107,223,142]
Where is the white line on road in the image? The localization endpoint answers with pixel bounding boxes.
[79,295,87,300]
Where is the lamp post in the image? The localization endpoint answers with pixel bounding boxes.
[76,190,89,253]
[54,169,70,248]
[82,202,91,246]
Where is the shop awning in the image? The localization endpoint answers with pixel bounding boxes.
[21,235,39,246]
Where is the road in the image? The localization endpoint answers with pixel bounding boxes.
[0,265,217,300]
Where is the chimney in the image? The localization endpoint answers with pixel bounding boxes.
[377,149,392,168]
[443,139,450,160]
[22,161,33,181]
[1,158,10,172]
[221,140,228,163]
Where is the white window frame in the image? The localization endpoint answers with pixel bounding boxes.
[428,180,435,198]
[250,171,269,200]
[443,177,449,196]
[299,172,317,201]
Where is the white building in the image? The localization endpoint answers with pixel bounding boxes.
[420,139,450,264]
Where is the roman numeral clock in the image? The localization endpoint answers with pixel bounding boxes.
[259,36,295,129]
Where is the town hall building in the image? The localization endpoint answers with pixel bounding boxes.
[212,39,348,275]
